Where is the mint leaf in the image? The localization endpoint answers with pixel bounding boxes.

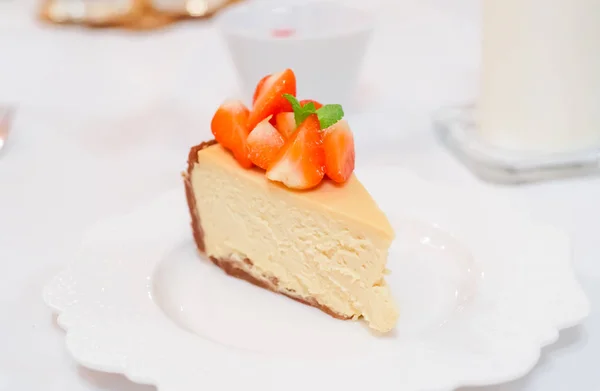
[302,101,316,112]
[295,106,316,126]
[283,94,345,129]
[283,94,317,126]
[316,104,344,129]
[283,93,302,117]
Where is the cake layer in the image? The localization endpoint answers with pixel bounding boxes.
[209,255,351,320]
[184,141,398,332]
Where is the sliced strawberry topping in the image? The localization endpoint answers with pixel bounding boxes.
[252,75,270,106]
[210,69,351,184]
[210,99,253,168]
[248,69,297,131]
[323,119,355,183]
[247,116,285,170]
[266,114,325,190]
[274,112,296,139]
[299,99,323,110]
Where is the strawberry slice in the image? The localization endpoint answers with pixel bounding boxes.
[266,114,325,189]
[248,69,297,131]
[210,99,253,168]
[274,112,296,139]
[252,75,270,106]
[299,99,323,110]
[273,100,322,138]
[323,119,355,183]
[247,116,285,170]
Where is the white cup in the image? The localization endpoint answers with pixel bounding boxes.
[216,0,374,109]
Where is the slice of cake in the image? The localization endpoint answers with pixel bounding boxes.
[183,69,399,333]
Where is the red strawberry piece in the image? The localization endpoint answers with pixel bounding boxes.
[266,114,325,189]
[323,119,355,183]
[299,99,323,110]
[252,75,270,106]
[274,112,296,139]
[210,99,253,168]
[247,116,285,170]
[248,69,297,131]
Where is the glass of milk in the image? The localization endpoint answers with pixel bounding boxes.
[435,0,600,183]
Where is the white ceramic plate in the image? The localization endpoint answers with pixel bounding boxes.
[43,167,590,391]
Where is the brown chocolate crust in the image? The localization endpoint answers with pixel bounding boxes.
[183,140,351,320]
[184,139,217,253]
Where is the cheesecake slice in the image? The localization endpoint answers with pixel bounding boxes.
[184,140,399,333]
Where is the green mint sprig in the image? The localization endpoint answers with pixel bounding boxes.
[283,94,344,129]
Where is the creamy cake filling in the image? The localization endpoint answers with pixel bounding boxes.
[190,145,398,332]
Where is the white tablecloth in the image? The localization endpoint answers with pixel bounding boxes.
[0,1,598,390]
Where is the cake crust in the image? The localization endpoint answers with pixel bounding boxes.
[183,140,351,320]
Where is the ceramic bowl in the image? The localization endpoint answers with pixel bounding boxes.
[217,0,374,107]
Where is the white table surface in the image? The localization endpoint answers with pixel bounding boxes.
[0,1,598,390]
